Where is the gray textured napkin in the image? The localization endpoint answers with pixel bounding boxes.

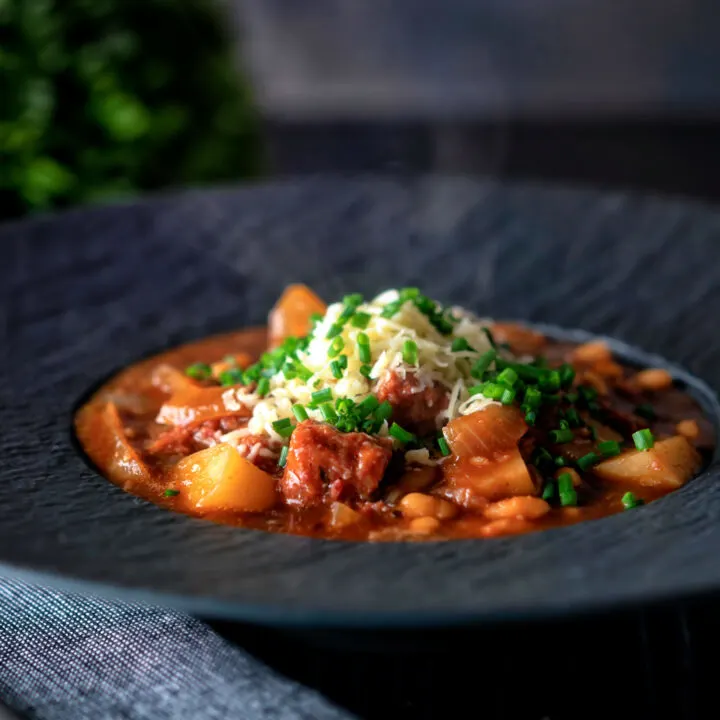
[0,580,352,720]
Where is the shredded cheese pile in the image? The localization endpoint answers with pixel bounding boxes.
[222,289,512,445]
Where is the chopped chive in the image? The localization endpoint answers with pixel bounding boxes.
[243,365,261,383]
[559,419,570,430]
[468,384,486,396]
[375,400,393,423]
[525,410,537,426]
[357,395,380,418]
[598,440,621,457]
[337,354,348,370]
[272,418,294,437]
[559,363,576,389]
[282,363,297,380]
[402,339,418,365]
[482,327,497,349]
[577,452,599,471]
[359,364,373,378]
[338,305,355,322]
[311,387,333,404]
[399,287,420,301]
[533,447,554,467]
[451,337,475,353]
[343,293,364,307]
[510,363,545,381]
[256,377,270,396]
[278,445,289,468]
[309,312,324,327]
[163,488,180,497]
[389,422,416,444]
[335,397,355,413]
[471,350,497,379]
[357,332,371,363]
[292,404,308,422]
[351,312,371,329]
[481,382,507,401]
[558,472,578,506]
[549,428,574,444]
[328,336,345,358]
[437,436,451,456]
[362,418,382,435]
[557,472,574,495]
[540,370,561,392]
[320,403,338,423]
[381,300,402,318]
[554,456,567,466]
[185,362,211,380]
[621,491,645,510]
[635,403,656,420]
[500,387,516,405]
[565,408,581,428]
[325,323,343,339]
[497,368,519,387]
[579,385,598,403]
[218,368,244,387]
[524,387,543,409]
[295,364,313,382]
[330,360,344,379]
[542,481,556,500]
[633,428,655,451]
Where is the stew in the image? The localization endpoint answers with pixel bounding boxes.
[75,285,715,541]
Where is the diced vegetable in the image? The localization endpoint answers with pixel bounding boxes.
[156,385,248,426]
[593,435,701,490]
[443,404,527,459]
[173,444,277,512]
[81,402,150,489]
[442,405,536,500]
[329,502,363,529]
[444,451,537,501]
[268,284,326,348]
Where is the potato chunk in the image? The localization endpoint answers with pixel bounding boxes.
[442,405,536,501]
[593,435,701,490]
[268,284,326,348]
[174,444,277,512]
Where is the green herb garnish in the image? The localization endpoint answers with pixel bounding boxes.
[633,429,655,451]
[185,362,211,381]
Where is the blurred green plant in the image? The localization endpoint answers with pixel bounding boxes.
[0,0,262,219]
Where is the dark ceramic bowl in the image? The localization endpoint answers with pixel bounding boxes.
[2,178,720,629]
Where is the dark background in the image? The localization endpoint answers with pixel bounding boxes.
[266,120,720,204]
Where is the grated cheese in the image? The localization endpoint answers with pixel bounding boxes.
[224,290,513,440]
